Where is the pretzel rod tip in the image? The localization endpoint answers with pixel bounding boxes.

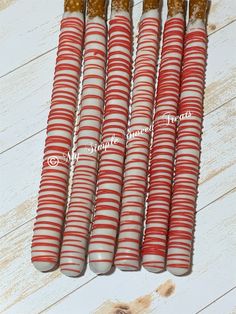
[112,0,130,12]
[189,0,208,21]
[168,0,185,17]
[88,0,106,18]
[143,0,160,13]
[65,0,84,12]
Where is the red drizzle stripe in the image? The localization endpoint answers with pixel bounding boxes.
[59,19,107,276]
[167,25,207,275]
[142,17,185,272]
[114,15,160,271]
[31,16,84,269]
[88,14,132,273]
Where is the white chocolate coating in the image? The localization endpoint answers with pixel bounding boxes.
[88,11,132,274]
[142,12,186,273]
[59,17,107,277]
[114,9,160,271]
[167,18,207,276]
[31,12,84,272]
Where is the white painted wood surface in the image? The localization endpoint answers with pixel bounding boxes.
[0,0,236,313]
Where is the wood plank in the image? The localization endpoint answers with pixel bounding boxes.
[1,100,236,312]
[198,287,236,314]
[197,98,236,208]
[0,91,236,240]
[37,189,236,314]
[0,0,62,78]
[0,0,235,78]
[0,0,141,154]
[0,53,53,153]
[1,8,236,153]
[1,201,234,309]
[0,2,235,312]
[0,219,96,313]
[1,96,235,238]
[0,0,140,78]
[0,131,44,237]
[206,1,236,34]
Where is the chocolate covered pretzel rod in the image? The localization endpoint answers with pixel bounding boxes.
[31,0,85,272]
[142,0,185,273]
[59,0,107,277]
[88,0,132,274]
[167,0,208,276]
[114,0,160,271]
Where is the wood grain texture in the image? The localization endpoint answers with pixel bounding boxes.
[198,287,236,314]
[1,97,236,239]
[40,189,236,314]
[1,100,235,312]
[0,0,236,313]
[0,0,234,77]
[0,0,62,78]
[1,4,236,153]
[0,219,97,313]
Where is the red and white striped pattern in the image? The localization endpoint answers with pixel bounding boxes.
[88,12,132,274]
[142,15,185,273]
[114,9,160,271]
[167,19,207,276]
[31,12,84,272]
[59,17,107,277]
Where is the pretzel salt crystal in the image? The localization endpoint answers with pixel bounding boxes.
[59,0,107,277]
[88,0,133,274]
[31,0,85,272]
[115,0,161,271]
[167,0,208,276]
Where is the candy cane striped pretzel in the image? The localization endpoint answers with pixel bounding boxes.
[31,0,85,272]
[59,0,107,277]
[88,0,133,274]
[142,0,186,273]
[114,0,161,271]
[167,0,208,276]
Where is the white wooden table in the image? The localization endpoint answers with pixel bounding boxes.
[0,1,236,313]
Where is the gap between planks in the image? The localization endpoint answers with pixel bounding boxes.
[1,100,234,305]
[1,92,235,241]
[0,0,141,80]
[37,187,236,314]
[0,2,234,81]
[37,276,99,314]
[1,92,235,156]
[0,3,138,80]
[0,8,235,154]
[1,0,235,79]
[196,286,236,313]
[0,2,235,313]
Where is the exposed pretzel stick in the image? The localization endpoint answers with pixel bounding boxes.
[88,0,106,18]
[189,0,208,21]
[168,0,185,17]
[65,0,84,12]
[143,0,160,13]
[112,0,130,12]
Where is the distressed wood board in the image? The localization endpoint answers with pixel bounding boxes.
[0,0,236,313]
